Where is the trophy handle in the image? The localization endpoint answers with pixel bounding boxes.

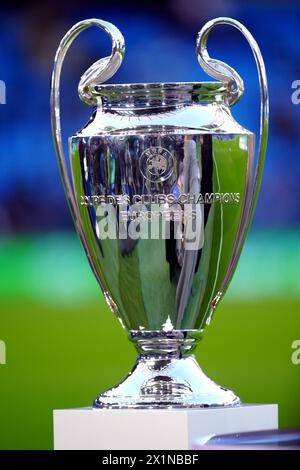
[50,19,125,290]
[196,17,269,306]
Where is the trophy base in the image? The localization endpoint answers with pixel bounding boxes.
[94,331,240,409]
[54,404,278,449]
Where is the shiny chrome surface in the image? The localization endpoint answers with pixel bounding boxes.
[50,18,125,294]
[71,100,252,331]
[196,17,269,300]
[94,331,239,408]
[51,17,268,408]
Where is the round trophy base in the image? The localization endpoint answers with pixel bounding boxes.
[93,353,240,409]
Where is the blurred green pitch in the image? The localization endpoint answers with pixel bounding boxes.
[0,230,299,449]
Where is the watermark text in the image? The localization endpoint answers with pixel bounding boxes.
[0,340,6,365]
[291,339,300,365]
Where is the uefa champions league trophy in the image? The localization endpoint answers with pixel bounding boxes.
[51,17,268,408]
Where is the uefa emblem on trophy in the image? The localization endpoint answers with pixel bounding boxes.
[51,17,268,408]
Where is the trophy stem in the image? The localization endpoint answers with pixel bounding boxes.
[93,331,240,409]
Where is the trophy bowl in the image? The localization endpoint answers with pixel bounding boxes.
[51,17,268,408]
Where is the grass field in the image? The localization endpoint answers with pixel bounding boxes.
[0,231,299,449]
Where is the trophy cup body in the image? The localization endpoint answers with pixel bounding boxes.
[51,18,268,408]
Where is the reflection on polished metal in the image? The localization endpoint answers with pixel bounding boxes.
[51,17,268,408]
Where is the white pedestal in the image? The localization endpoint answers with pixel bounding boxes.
[53,404,278,450]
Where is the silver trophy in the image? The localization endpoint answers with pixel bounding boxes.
[51,17,268,408]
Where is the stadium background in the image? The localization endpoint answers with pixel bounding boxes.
[0,0,300,449]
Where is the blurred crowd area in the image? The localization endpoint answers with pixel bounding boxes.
[0,0,300,232]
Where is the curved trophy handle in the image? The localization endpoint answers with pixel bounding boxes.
[196,17,269,308]
[50,19,125,288]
